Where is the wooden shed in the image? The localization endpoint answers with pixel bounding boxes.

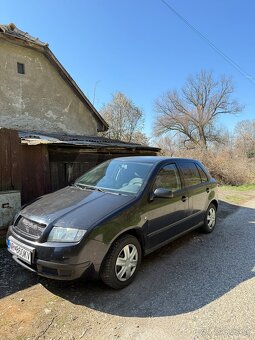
[0,128,160,204]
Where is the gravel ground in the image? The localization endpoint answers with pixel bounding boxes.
[0,199,254,339]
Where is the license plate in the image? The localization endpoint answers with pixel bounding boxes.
[8,238,32,264]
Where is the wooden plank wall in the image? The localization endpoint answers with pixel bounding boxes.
[0,128,21,191]
[21,145,51,203]
[49,149,106,191]
[49,147,158,192]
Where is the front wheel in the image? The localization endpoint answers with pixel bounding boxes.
[201,203,217,233]
[100,234,142,289]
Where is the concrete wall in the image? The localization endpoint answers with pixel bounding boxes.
[0,191,21,229]
[0,39,98,136]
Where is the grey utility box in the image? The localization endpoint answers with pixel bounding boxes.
[0,191,21,230]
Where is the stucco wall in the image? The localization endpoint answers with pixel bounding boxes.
[0,39,97,135]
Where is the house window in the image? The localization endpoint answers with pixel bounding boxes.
[17,62,25,74]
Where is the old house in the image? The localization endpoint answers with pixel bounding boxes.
[0,23,159,214]
[0,23,108,135]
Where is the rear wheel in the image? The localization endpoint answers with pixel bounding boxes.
[201,203,217,233]
[100,234,142,289]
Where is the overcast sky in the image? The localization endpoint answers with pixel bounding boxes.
[1,0,255,137]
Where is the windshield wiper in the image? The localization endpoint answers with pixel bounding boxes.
[73,183,128,196]
[73,183,105,192]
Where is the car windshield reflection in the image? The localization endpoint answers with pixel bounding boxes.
[75,159,154,196]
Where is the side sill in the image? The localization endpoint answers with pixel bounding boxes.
[147,211,203,238]
[144,221,203,256]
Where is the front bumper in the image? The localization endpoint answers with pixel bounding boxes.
[6,225,108,280]
[11,253,92,280]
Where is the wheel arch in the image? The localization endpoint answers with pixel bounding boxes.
[99,229,143,288]
[99,227,145,274]
[110,227,145,252]
[210,199,218,210]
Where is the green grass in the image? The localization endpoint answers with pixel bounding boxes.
[224,195,244,205]
[220,184,255,191]
[219,183,255,205]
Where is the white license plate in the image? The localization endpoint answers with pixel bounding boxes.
[8,238,32,264]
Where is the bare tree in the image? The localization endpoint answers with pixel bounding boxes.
[100,92,148,144]
[129,131,149,145]
[152,136,179,156]
[154,71,243,149]
[234,119,255,158]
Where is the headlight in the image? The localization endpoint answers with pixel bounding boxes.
[47,227,87,242]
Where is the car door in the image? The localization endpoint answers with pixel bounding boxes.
[179,161,209,225]
[146,163,190,250]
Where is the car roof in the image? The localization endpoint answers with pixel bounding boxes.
[113,156,200,164]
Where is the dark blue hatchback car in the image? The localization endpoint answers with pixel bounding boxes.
[7,156,218,289]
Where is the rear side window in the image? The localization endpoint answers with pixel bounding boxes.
[153,164,181,192]
[196,164,208,182]
[181,162,201,187]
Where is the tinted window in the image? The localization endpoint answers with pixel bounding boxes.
[153,164,181,191]
[196,164,208,182]
[181,162,201,187]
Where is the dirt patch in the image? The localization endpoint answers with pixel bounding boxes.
[0,286,54,339]
[0,279,118,339]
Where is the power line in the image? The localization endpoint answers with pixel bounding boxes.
[160,0,255,86]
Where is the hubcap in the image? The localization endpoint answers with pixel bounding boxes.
[115,244,138,282]
[207,207,216,229]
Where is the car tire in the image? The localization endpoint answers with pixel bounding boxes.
[100,234,142,289]
[201,203,217,233]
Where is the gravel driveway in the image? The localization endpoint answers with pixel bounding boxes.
[0,199,254,339]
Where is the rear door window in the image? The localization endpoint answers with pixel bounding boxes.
[196,164,208,182]
[181,162,201,187]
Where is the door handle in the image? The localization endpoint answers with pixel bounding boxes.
[206,188,210,193]
[181,196,187,202]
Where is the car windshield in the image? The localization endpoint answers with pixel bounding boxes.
[74,159,154,195]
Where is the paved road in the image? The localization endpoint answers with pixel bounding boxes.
[0,199,254,339]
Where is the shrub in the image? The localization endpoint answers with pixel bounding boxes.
[176,149,255,185]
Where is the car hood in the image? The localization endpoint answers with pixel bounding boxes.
[21,186,135,229]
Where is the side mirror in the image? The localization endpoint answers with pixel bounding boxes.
[153,188,174,199]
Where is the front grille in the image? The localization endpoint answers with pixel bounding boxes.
[14,217,46,239]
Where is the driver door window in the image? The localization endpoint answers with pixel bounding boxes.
[153,164,181,192]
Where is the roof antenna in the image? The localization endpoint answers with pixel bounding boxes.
[93,80,101,105]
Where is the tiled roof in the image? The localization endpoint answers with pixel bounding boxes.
[0,23,47,47]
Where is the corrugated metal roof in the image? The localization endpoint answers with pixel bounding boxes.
[19,131,160,151]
